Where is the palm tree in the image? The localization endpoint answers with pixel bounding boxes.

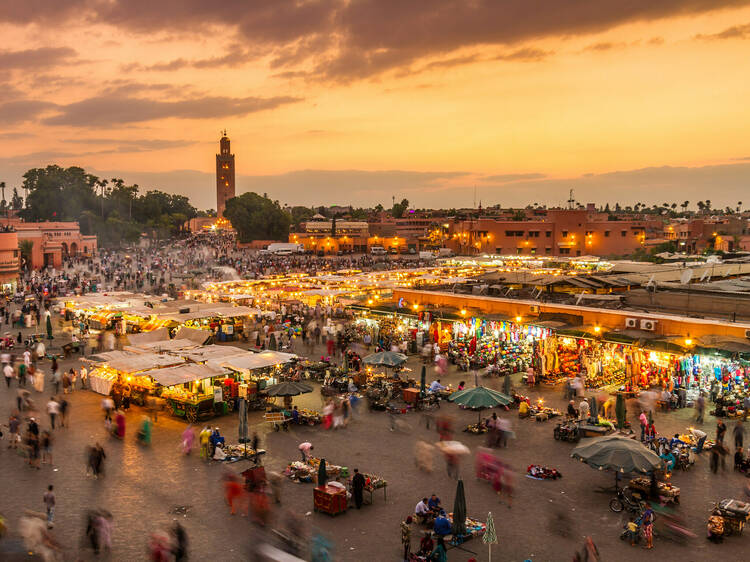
[697,201,705,213]
[737,201,743,212]
[19,240,33,270]
[681,200,690,212]
[704,199,711,212]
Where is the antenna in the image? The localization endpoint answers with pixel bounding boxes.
[473,185,477,209]
[567,189,575,210]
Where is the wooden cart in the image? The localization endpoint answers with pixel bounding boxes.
[313,485,347,516]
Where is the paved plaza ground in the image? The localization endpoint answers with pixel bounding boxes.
[1,327,749,561]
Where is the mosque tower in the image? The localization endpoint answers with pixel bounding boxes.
[216,130,235,217]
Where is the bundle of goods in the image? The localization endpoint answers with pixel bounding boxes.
[386,403,413,414]
[446,514,486,537]
[307,457,342,479]
[361,473,387,491]
[558,350,581,378]
[584,369,626,389]
[464,422,488,434]
[285,461,316,482]
[629,477,680,502]
[529,404,562,421]
[526,464,562,480]
[214,444,266,462]
[298,408,321,425]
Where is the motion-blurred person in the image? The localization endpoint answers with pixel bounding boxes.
[181,424,195,455]
[171,521,188,562]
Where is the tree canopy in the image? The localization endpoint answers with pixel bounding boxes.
[224,192,291,243]
[17,165,199,246]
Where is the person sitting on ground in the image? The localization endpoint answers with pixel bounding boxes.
[457,381,465,391]
[417,531,434,557]
[669,433,686,449]
[415,497,431,524]
[427,494,441,514]
[519,399,530,418]
[433,511,451,537]
[660,449,676,474]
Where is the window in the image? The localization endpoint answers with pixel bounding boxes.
[559,247,570,255]
[516,247,523,254]
[562,230,568,238]
[503,230,524,237]
[545,247,551,254]
[530,247,537,254]
[585,231,593,236]
[604,230,610,237]
[528,231,540,238]
[495,248,503,254]
[576,250,581,256]
[621,230,627,237]
[545,231,551,238]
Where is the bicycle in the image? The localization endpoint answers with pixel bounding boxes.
[609,487,644,513]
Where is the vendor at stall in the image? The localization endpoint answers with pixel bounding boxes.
[429,379,446,393]
[691,427,707,453]
[428,494,442,514]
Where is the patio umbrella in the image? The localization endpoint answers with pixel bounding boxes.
[264,381,313,397]
[571,435,662,474]
[451,479,467,537]
[483,512,498,561]
[448,386,512,425]
[420,365,426,398]
[362,351,407,368]
[238,398,248,455]
[502,373,511,396]
[318,458,328,487]
[615,393,626,429]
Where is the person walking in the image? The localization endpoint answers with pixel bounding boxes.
[8,413,20,449]
[43,485,55,528]
[352,468,366,509]
[695,392,705,423]
[717,419,727,446]
[40,430,53,464]
[734,420,745,452]
[3,361,13,388]
[199,426,211,460]
[639,411,648,442]
[79,365,88,390]
[46,396,59,430]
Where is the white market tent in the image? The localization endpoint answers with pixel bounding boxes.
[124,338,200,354]
[178,345,247,363]
[174,326,213,345]
[89,351,185,374]
[126,328,171,346]
[136,363,226,387]
[209,350,297,372]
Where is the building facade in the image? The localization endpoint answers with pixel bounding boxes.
[450,208,651,257]
[1,219,97,269]
[0,229,19,292]
[216,131,236,217]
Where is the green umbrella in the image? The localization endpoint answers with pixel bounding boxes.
[483,512,498,561]
[362,351,407,368]
[318,458,327,487]
[502,373,511,396]
[448,386,512,425]
[615,393,626,429]
[265,381,313,397]
[571,435,662,474]
[420,365,426,398]
[451,479,467,537]
[46,314,53,340]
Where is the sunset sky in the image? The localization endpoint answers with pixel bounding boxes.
[1,1,750,211]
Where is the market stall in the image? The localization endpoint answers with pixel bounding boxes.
[84,351,185,396]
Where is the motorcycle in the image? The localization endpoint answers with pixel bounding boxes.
[609,487,645,514]
[553,421,580,442]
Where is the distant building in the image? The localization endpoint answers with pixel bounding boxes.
[0,229,19,292]
[1,219,96,269]
[216,131,236,217]
[449,208,651,257]
[290,220,370,254]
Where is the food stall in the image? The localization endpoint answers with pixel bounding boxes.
[137,362,228,421]
[85,351,185,396]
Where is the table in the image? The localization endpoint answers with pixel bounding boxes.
[402,387,420,404]
[313,485,347,516]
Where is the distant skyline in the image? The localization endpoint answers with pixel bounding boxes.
[1,1,750,210]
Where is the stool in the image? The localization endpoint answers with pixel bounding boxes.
[339,467,349,478]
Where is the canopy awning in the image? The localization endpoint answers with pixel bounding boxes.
[179,345,247,363]
[139,363,226,387]
[89,351,185,373]
[212,350,297,372]
[126,328,170,346]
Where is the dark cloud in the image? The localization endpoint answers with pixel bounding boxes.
[0,100,57,124]
[494,48,552,61]
[135,44,254,71]
[43,94,302,126]
[3,1,745,81]
[0,47,76,69]
[648,36,665,45]
[61,138,198,151]
[582,41,626,52]
[482,173,547,183]
[695,22,750,40]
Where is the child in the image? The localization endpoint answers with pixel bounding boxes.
[624,515,639,546]
[642,503,655,549]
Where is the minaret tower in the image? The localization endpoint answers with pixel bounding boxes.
[216,130,235,217]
